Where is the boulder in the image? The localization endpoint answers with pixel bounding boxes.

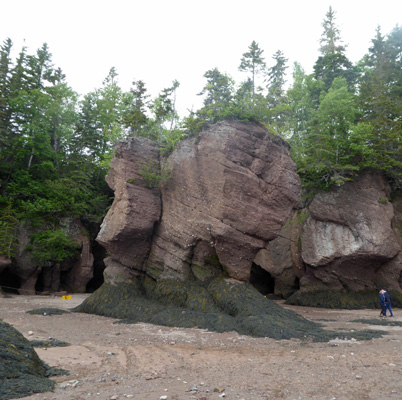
[0,320,55,399]
[300,172,401,291]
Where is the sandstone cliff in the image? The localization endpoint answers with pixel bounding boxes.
[96,120,402,307]
[98,120,300,286]
[300,172,400,292]
[264,172,402,306]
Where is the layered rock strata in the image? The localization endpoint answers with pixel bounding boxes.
[98,121,301,284]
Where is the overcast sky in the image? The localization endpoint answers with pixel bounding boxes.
[1,0,401,115]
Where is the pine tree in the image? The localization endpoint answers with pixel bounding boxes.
[149,80,181,143]
[0,38,13,182]
[265,50,289,135]
[354,25,402,187]
[197,68,234,123]
[239,41,266,100]
[266,50,288,108]
[314,7,356,91]
[121,79,150,136]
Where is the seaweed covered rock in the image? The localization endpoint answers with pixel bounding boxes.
[74,277,382,341]
[0,320,55,399]
[286,289,402,309]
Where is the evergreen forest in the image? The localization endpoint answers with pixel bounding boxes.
[0,8,401,274]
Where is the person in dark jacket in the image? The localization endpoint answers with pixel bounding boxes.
[379,290,386,317]
[384,290,394,317]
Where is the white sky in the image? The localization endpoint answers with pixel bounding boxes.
[1,0,401,116]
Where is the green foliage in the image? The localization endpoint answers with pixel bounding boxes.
[137,159,171,189]
[239,40,266,98]
[27,228,80,267]
[1,15,402,270]
[121,79,149,135]
[0,199,18,257]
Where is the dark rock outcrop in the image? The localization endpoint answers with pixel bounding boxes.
[7,218,94,294]
[0,320,55,399]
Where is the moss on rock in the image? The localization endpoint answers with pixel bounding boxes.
[285,290,402,309]
[0,320,56,400]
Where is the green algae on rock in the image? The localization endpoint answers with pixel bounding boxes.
[0,320,56,400]
[73,278,384,342]
[286,290,402,309]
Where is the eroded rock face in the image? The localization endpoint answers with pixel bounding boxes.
[99,121,300,283]
[61,218,94,292]
[149,121,300,281]
[253,209,304,297]
[300,172,401,291]
[10,218,93,294]
[96,137,162,272]
[375,195,402,291]
[96,121,402,300]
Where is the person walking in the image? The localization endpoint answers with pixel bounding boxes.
[384,290,394,317]
[379,290,386,317]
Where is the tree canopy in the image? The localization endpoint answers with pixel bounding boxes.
[0,7,401,261]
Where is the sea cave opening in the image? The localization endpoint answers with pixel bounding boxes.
[249,262,275,296]
[0,267,20,294]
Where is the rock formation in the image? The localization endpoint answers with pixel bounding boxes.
[98,120,300,284]
[96,136,162,274]
[74,120,402,338]
[4,218,94,294]
[299,172,400,292]
[94,121,402,308]
[0,320,56,399]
